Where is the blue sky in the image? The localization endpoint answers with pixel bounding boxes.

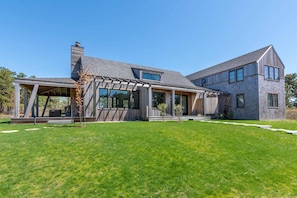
[1,0,296,78]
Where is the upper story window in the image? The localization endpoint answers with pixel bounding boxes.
[229,68,243,83]
[229,71,235,83]
[264,65,280,80]
[201,78,206,87]
[142,72,161,81]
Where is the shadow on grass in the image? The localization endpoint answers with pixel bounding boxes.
[46,124,84,128]
[0,120,11,124]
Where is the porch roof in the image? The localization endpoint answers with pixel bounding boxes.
[15,77,75,96]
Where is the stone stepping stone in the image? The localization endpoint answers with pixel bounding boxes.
[1,130,19,133]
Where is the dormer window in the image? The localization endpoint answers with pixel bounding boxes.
[142,72,161,81]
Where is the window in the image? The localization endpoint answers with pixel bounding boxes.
[99,89,141,109]
[175,94,180,105]
[229,68,243,83]
[142,72,161,81]
[268,93,278,108]
[99,89,108,108]
[236,68,244,81]
[264,65,280,80]
[236,94,244,108]
[110,90,130,108]
[152,92,165,107]
[132,91,139,109]
[229,71,235,83]
[264,66,269,79]
[274,67,279,80]
[201,78,206,87]
[269,67,274,80]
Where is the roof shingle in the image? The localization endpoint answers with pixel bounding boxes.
[187,45,272,80]
[81,56,199,89]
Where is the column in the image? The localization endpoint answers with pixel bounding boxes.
[14,82,20,118]
[171,89,175,117]
[148,86,152,117]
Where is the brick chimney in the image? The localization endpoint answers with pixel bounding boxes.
[71,41,84,79]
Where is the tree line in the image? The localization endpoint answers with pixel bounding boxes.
[0,66,297,115]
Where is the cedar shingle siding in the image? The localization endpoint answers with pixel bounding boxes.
[187,45,286,120]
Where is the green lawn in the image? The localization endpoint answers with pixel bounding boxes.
[1,120,297,197]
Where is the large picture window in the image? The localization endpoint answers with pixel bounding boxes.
[99,89,137,109]
[236,94,244,108]
[99,89,108,108]
[110,90,130,108]
[268,93,278,108]
[152,92,165,107]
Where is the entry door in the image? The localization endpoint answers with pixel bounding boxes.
[182,95,188,115]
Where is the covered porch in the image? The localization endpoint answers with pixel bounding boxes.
[12,78,78,124]
[145,84,220,120]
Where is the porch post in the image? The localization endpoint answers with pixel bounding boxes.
[24,88,28,113]
[14,82,20,118]
[171,89,175,117]
[148,86,152,117]
[93,79,97,118]
[36,95,39,117]
[24,84,39,118]
[203,92,207,116]
[129,91,133,120]
[42,96,50,117]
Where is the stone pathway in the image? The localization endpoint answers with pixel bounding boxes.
[1,128,41,133]
[199,120,297,135]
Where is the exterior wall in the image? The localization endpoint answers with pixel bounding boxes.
[82,81,205,121]
[204,94,218,115]
[190,47,286,120]
[258,76,285,120]
[257,48,286,120]
[83,80,142,121]
[191,63,260,119]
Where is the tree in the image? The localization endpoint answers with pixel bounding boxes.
[73,69,92,125]
[0,67,15,113]
[174,104,183,122]
[157,103,167,121]
[285,73,297,107]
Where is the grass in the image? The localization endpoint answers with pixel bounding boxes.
[1,120,297,197]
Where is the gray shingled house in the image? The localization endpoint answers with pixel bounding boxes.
[13,42,219,123]
[187,45,286,120]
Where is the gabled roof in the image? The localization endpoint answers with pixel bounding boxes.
[187,45,272,80]
[81,56,200,90]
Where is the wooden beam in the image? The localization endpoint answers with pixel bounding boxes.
[24,84,39,118]
[42,96,50,117]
